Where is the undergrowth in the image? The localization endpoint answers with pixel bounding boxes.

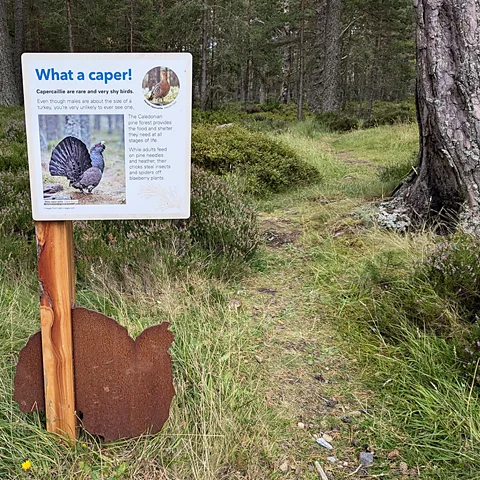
[192,124,321,196]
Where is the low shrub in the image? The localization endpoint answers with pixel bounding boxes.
[0,167,260,282]
[189,166,260,259]
[377,152,416,194]
[0,107,28,172]
[191,124,321,195]
[413,234,480,323]
[314,111,359,132]
[368,100,416,126]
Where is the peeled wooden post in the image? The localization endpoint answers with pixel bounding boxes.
[35,221,76,441]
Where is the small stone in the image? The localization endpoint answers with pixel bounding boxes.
[327,456,336,463]
[341,416,352,423]
[387,449,400,460]
[255,355,263,363]
[297,422,305,429]
[343,462,349,467]
[295,467,301,475]
[322,433,333,443]
[228,299,242,310]
[316,437,333,449]
[326,399,338,408]
[399,461,408,475]
[359,452,374,467]
[279,461,289,473]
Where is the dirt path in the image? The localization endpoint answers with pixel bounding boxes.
[334,150,385,171]
[237,210,376,479]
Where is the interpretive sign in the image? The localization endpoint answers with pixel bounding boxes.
[23,53,192,220]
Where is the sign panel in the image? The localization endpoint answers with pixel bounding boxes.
[22,53,192,220]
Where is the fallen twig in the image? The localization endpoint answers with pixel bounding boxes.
[314,461,330,480]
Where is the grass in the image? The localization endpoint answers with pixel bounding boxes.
[1,264,280,479]
[2,106,480,479]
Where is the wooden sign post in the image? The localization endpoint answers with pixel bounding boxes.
[35,221,76,441]
[15,53,192,443]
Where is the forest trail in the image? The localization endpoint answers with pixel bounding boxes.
[236,206,375,479]
[228,128,421,478]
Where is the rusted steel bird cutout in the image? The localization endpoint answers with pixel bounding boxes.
[14,307,175,441]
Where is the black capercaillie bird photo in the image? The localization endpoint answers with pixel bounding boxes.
[49,136,106,194]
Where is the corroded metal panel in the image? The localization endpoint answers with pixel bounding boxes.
[14,307,175,441]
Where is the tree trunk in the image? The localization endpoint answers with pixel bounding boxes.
[297,0,305,120]
[65,115,81,139]
[281,44,292,104]
[380,0,480,231]
[320,0,341,112]
[0,0,20,105]
[65,0,74,52]
[14,0,24,102]
[306,0,326,112]
[200,0,208,110]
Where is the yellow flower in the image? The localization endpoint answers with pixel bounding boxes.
[21,460,31,470]
[81,443,87,448]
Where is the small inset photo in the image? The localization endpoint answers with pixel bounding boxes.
[39,114,126,205]
[143,67,180,107]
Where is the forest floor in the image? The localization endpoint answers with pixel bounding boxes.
[4,119,480,479]
[227,123,421,479]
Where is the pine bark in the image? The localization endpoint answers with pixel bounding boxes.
[66,0,74,52]
[200,0,208,110]
[381,0,480,231]
[0,0,20,106]
[14,0,24,102]
[320,0,341,112]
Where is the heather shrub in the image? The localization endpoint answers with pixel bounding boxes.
[0,166,260,282]
[412,234,480,322]
[0,171,33,237]
[74,166,260,281]
[367,100,416,127]
[314,112,359,132]
[0,107,28,172]
[191,124,321,195]
[189,166,260,259]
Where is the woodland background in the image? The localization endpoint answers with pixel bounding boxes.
[4,1,480,479]
[1,0,414,115]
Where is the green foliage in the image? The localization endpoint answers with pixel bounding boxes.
[191,124,321,195]
[413,234,480,323]
[189,166,260,260]
[313,101,416,133]
[361,100,416,127]
[0,107,27,172]
[75,167,260,282]
[314,112,360,132]
[0,167,260,283]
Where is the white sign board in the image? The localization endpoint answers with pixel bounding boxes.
[22,53,192,220]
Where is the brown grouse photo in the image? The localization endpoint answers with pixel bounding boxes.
[143,67,180,107]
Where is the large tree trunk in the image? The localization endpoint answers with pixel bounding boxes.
[320,0,341,112]
[0,0,20,106]
[380,0,480,231]
[297,0,305,120]
[14,0,24,102]
[308,0,341,113]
